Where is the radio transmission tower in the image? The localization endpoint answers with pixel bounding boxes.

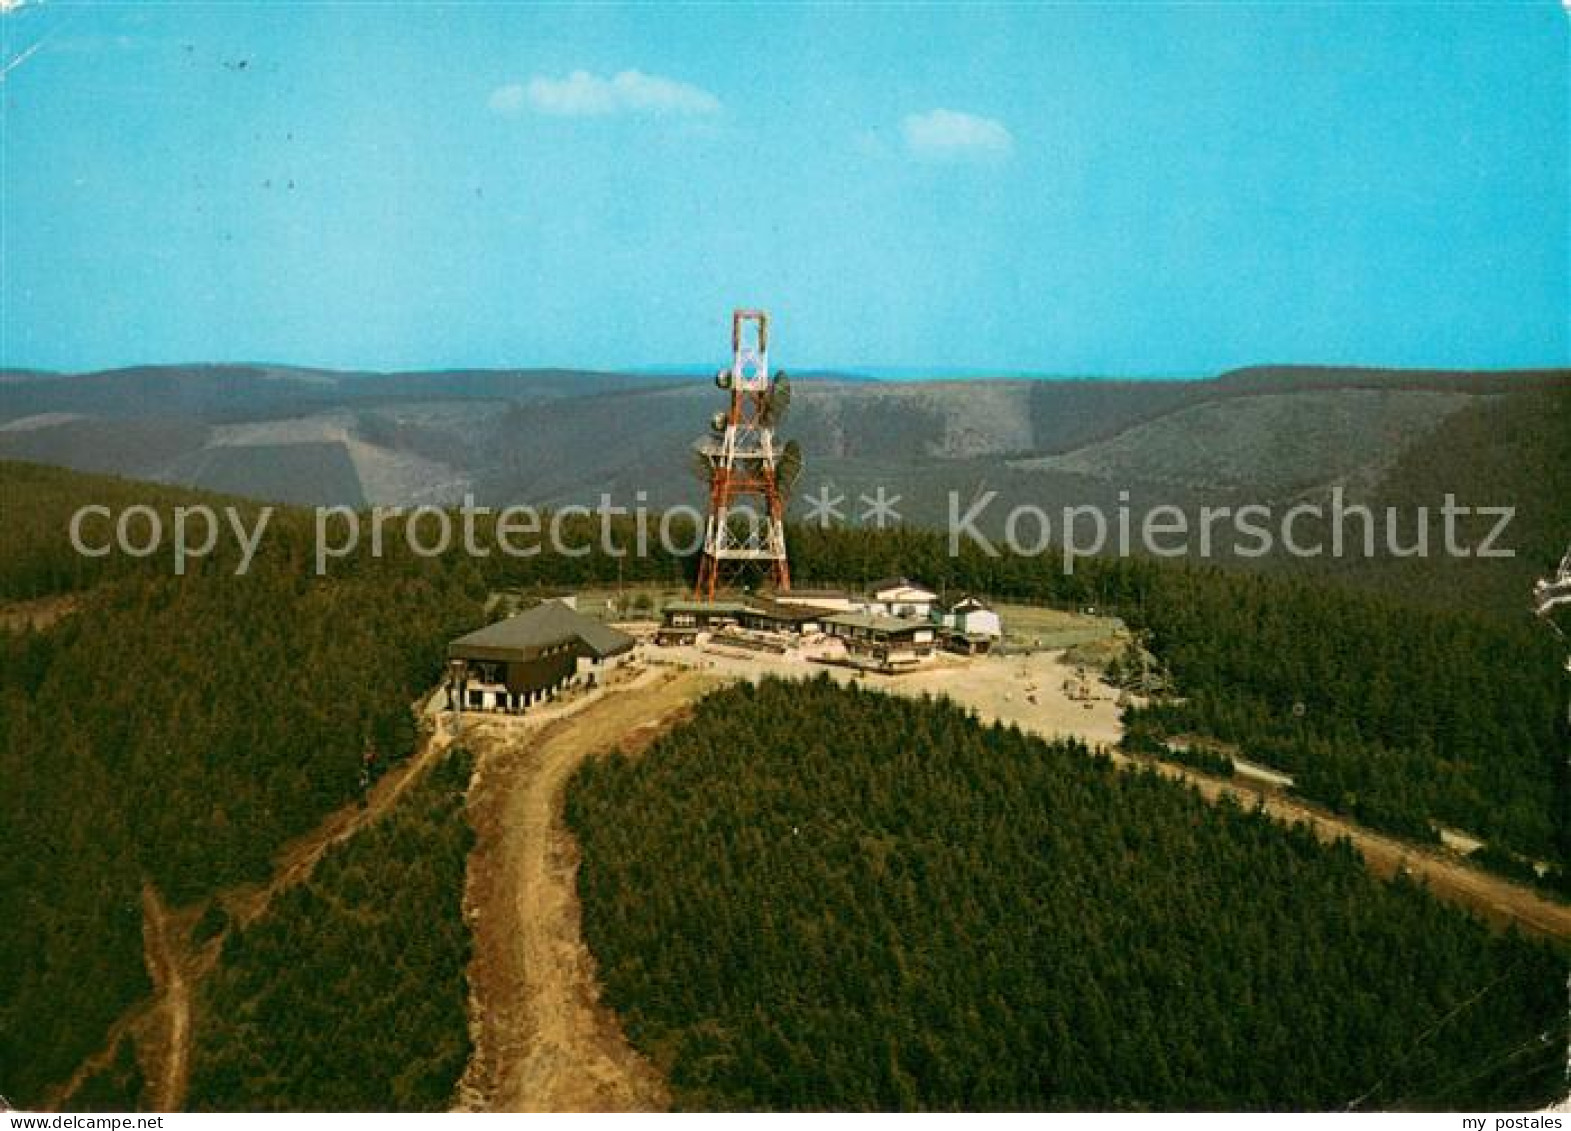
[1532,539,1571,1092]
[693,309,802,600]
[1536,543,1571,635]
[1537,542,1571,718]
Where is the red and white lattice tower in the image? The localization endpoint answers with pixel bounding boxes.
[1535,542,1571,630]
[694,309,792,600]
[1536,540,1571,718]
[1532,539,1571,1088]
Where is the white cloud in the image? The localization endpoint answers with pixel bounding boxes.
[0,0,30,13]
[490,69,721,118]
[900,108,1013,161]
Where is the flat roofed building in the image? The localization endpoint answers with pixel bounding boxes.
[660,600,749,627]
[658,597,830,642]
[448,599,635,712]
[825,612,936,671]
[657,600,748,644]
[737,597,830,634]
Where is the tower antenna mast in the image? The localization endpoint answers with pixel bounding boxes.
[1532,539,1571,1093]
[1535,542,1571,642]
[1535,541,1571,724]
[693,309,794,600]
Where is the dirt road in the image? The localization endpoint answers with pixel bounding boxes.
[140,886,190,1112]
[906,655,1569,939]
[1114,754,1571,940]
[895,656,1571,939]
[455,668,711,1112]
[49,700,457,1112]
[896,652,1569,939]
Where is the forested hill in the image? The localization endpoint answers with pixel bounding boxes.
[784,523,1570,879]
[0,362,1559,512]
[186,750,475,1111]
[0,464,485,1108]
[2,459,1566,1110]
[569,677,1568,1110]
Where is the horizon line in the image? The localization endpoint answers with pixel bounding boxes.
[3,359,1570,383]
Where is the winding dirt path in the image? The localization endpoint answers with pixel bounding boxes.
[48,702,456,1112]
[1113,752,1571,940]
[140,885,190,1112]
[454,668,712,1112]
[221,720,455,933]
[44,1008,144,1111]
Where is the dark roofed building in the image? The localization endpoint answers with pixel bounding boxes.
[657,597,831,643]
[737,596,830,633]
[825,611,936,671]
[448,599,635,712]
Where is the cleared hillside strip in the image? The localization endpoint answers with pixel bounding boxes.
[141,886,190,1113]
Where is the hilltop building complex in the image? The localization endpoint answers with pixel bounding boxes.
[446,599,634,712]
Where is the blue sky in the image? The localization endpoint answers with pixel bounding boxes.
[1,1,1567,375]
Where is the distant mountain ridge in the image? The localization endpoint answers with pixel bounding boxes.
[1,362,1565,615]
[0,361,1562,505]
[0,364,674,422]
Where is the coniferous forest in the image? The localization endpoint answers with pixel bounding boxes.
[3,457,1567,1110]
[0,464,482,1107]
[1123,573,1568,873]
[569,677,1568,1111]
[783,524,1570,883]
[188,749,474,1111]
